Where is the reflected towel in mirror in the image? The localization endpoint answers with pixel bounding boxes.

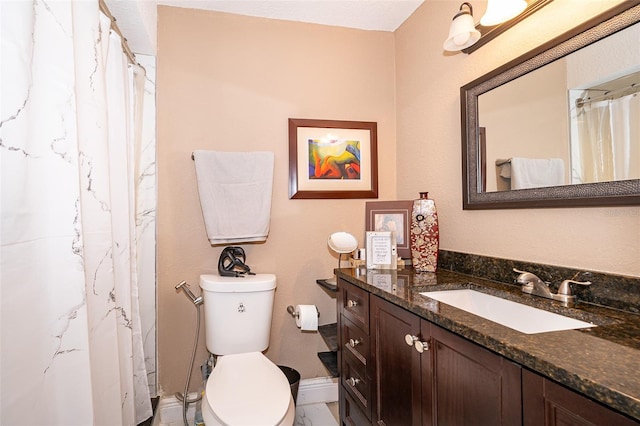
[511,157,564,190]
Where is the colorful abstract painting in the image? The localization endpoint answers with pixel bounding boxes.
[307,138,361,180]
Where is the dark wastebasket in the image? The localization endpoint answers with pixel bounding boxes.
[278,365,300,405]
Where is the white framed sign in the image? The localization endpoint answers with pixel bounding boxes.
[365,231,397,270]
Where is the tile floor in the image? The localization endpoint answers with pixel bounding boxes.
[294,402,339,426]
[156,401,339,426]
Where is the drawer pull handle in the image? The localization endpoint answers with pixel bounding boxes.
[348,338,361,347]
[347,299,359,308]
[347,377,361,387]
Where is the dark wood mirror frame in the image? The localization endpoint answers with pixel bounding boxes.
[461,2,640,209]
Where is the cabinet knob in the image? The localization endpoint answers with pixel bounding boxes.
[348,338,361,348]
[414,340,430,353]
[405,334,418,346]
[405,334,430,352]
[346,377,361,387]
[347,299,359,308]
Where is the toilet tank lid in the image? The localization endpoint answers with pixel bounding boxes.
[200,273,276,292]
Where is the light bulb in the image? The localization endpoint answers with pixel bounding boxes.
[480,0,527,27]
[453,33,471,46]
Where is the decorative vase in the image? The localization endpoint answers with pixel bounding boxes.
[410,192,439,272]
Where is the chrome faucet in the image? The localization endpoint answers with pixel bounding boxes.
[513,268,591,307]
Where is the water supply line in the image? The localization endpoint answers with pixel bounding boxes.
[175,280,204,426]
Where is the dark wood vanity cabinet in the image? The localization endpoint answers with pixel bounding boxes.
[522,369,639,426]
[371,293,521,426]
[337,277,637,426]
[370,292,425,425]
[338,278,521,426]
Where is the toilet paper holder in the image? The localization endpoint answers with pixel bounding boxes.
[286,305,320,318]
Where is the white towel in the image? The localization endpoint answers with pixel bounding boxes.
[193,150,274,245]
[510,157,565,190]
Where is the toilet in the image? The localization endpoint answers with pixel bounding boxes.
[199,273,296,426]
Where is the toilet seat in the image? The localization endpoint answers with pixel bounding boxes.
[204,352,292,425]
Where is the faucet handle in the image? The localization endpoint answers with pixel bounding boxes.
[513,268,545,285]
[557,279,592,296]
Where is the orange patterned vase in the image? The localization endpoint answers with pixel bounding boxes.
[410,192,439,272]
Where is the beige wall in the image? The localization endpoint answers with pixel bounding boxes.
[156,7,396,394]
[395,0,639,276]
[157,0,640,396]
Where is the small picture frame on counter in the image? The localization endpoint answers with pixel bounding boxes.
[365,231,397,270]
[365,200,412,260]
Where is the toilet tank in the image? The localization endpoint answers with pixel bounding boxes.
[199,274,276,355]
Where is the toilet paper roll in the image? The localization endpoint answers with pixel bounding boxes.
[295,305,318,331]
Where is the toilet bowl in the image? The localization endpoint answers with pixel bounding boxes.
[201,352,295,425]
[199,274,295,426]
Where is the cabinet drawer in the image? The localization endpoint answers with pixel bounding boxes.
[342,387,372,426]
[341,315,369,366]
[340,280,369,332]
[342,350,371,419]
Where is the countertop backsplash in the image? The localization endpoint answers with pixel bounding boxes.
[438,250,640,314]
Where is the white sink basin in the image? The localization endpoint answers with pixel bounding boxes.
[420,289,596,334]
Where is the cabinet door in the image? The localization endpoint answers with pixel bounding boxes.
[522,369,639,426]
[371,295,424,426]
[431,326,522,426]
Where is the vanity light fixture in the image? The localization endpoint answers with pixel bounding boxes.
[443,2,481,52]
[480,0,527,26]
[444,0,532,53]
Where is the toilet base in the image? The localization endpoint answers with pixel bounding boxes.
[202,393,295,426]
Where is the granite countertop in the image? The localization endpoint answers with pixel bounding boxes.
[336,267,640,421]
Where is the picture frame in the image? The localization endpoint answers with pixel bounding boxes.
[365,231,397,270]
[288,118,378,199]
[365,200,413,259]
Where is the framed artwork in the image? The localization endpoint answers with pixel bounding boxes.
[365,231,397,270]
[288,118,378,199]
[365,200,412,259]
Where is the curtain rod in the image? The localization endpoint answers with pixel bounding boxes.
[576,82,639,108]
[98,0,137,66]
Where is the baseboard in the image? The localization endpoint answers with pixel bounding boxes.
[295,376,339,405]
[155,393,198,425]
[153,377,338,425]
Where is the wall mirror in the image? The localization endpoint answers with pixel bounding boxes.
[461,2,640,209]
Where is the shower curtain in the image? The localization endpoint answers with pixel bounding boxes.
[575,93,640,183]
[1,1,153,425]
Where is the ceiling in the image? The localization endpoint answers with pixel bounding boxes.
[104,0,425,56]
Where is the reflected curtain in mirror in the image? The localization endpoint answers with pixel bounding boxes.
[571,81,640,184]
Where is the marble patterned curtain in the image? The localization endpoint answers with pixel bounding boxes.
[1,1,153,424]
